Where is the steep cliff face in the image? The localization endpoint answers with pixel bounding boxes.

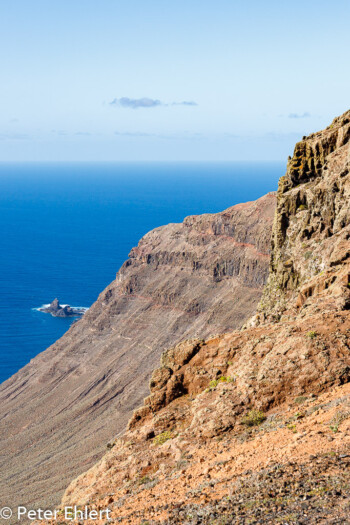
[259,110,350,319]
[60,112,350,525]
[0,193,275,510]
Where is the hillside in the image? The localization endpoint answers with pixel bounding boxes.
[0,192,276,510]
[59,110,350,524]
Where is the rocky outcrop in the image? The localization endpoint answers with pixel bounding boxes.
[259,110,350,320]
[0,193,275,510]
[58,111,350,524]
[39,299,86,317]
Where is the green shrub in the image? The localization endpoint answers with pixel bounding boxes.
[329,411,349,433]
[307,330,317,339]
[209,376,234,389]
[241,409,266,427]
[153,431,173,445]
[139,476,152,485]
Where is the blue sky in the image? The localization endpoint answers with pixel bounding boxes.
[0,0,349,161]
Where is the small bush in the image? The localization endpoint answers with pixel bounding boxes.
[307,330,317,339]
[241,409,266,427]
[139,476,152,485]
[298,204,307,211]
[287,423,297,433]
[153,431,173,446]
[209,376,234,389]
[329,411,349,433]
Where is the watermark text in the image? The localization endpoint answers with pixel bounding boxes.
[0,506,111,521]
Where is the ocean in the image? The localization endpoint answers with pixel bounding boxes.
[0,162,284,383]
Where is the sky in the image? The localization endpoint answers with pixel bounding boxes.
[0,0,349,161]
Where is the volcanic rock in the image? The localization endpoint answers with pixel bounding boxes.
[0,192,276,510]
[39,299,84,317]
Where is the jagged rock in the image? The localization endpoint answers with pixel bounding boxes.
[259,109,350,319]
[40,299,83,317]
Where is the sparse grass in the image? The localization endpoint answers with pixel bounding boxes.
[307,330,317,339]
[153,430,173,445]
[275,514,298,523]
[175,458,188,471]
[286,423,297,433]
[329,411,350,433]
[322,451,337,457]
[209,376,234,389]
[241,409,266,427]
[139,476,152,485]
[304,251,312,260]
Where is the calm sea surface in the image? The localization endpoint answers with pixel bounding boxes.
[0,162,284,383]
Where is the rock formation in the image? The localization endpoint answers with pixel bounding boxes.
[259,110,350,320]
[39,299,86,317]
[58,111,350,524]
[0,193,276,510]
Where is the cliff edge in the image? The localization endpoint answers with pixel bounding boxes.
[60,111,350,524]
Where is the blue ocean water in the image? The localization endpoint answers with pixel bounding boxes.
[0,162,284,383]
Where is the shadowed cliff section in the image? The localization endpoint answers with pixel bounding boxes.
[0,192,276,510]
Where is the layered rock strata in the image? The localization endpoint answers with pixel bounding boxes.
[0,192,276,510]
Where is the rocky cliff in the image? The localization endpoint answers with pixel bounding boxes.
[59,111,350,524]
[259,110,350,320]
[0,193,276,510]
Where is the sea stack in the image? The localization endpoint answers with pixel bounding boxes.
[40,299,84,317]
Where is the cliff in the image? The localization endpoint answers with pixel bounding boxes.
[259,110,350,320]
[59,111,350,524]
[0,193,276,510]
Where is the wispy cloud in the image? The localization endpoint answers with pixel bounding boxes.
[171,101,198,107]
[109,97,198,109]
[288,112,311,119]
[0,132,29,141]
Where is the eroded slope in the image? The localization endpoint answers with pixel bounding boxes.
[0,193,276,510]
